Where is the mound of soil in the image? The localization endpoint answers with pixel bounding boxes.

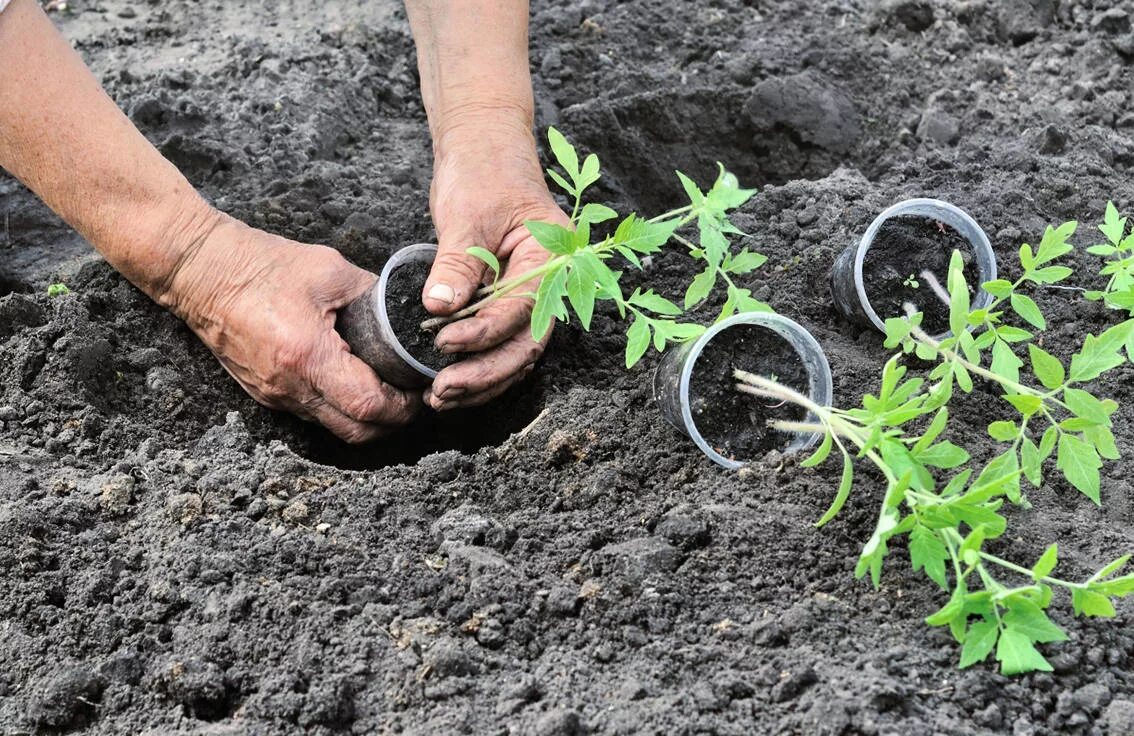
[861,215,976,334]
[385,259,461,371]
[2,0,1134,734]
[687,324,809,461]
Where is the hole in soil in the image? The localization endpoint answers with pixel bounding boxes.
[288,382,543,470]
[559,87,844,213]
[0,272,31,297]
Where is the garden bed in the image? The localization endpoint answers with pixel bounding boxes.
[2,0,1134,733]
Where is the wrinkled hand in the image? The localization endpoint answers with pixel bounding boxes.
[422,115,570,410]
[161,213,419,442]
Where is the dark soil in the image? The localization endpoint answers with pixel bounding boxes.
[385,259,461,371]
[861,215,976,334]
[687,324,809,462]
[3,1,1134,734]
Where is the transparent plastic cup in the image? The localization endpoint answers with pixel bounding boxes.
[652,312,834,470]
[831,198,998,338]
[337,243,439,389]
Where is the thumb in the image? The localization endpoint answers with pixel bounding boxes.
[312,248,376,310]
[423,225,488,316]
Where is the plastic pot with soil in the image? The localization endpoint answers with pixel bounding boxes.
[653,312,833,469]
[831,198,998,337]
[337,243,458,389]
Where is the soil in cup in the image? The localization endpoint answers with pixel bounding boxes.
[861,215,976,334]
[687,323,809,462]
[384,260,463,371]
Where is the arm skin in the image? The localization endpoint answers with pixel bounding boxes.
[0,0,418,442]
[405,0,569,410]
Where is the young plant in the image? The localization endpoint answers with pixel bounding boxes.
[420,128,769,367]
[46,283,70,297]
[738,226,1134,675]
[1086,201,1134,312]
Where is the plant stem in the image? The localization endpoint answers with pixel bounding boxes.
[978,551,1085,590]
[420,255,569,331]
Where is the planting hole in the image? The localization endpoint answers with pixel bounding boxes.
[861,216,976,335]
[688,323,809,462]
[288,383,543,470]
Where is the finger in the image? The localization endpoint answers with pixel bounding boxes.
[312,334,420,426]
[426,363,536,411]
[434,236,550,352]
[306,244,377,309]
[429,332,544,402]
[300,396,392,444]
[423,226,488,316]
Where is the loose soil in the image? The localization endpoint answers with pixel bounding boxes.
[687,324,809,462]
[861,215,976,334]
[384,259,461,371]
[3,1,1134,734]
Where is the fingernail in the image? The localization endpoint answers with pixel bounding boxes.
[426,283,455,304]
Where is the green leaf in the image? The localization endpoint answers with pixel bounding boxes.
[564,265,596,331]
[525,220,578,255]
[926,587,966,627]
[675,170,704,206]
[996,628,1053,675]
[991,339,1024,387]
[705,164,757,210]
[547,126,579,179]
[1034,221,1076,265]
[578,153,600,189]
[917,441,969,469]
[1070,327,1131,382]
[1056,433,1102,504]
[910,525,949,589]
[959,618,999,668]
[1100,201,1126,245]
[531,267,569,341]
[988,421,1018,442]
[1021,436,1042,487]
[684,268,716,309]
[46,283,70,297]
[725,249,767,274]
[1004,598,1067,644]
[1071,588,1116,618]
[1032,544,1058,581]
[1003,393,1043,417]
[1010,293,1046,330]
[465,246,500,283]
[1029,266,1073,284]
[1091,554,1131,582]
[996,326,1033,343]
[801,431,833,468]
[982,279,1014,299]
[1027,344,1065,390]
[578,203,617,227]
[629,289,682,316]
[546,169,576,197]
[816,455,854,527]
[1063,387,1112,425]
[625,317,651,369]
[947,251,971,337]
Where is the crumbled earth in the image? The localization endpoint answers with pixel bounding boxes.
[2,0,1134,733]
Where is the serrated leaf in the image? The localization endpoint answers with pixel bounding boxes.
[988,421,1018,442]
[685,268,716,309]
[991,339,1024,387]
[531,267,569,341]
[1072,588,1116,618]
[1032,544,1058,581]
[910,525,949,589]
[1034,221,1076,265]
[1011,293,1046,330]
[1063,387,1112,425]
[1070,327,1131,382]
[1101,201,1126,245]
[983,279,1014,299]
[578,153,600,189]
[547,126,579,179]
[675,170,704,206]
[625,317,651,369]
[525,220,578,255]
[917,441,969,469]
[725,249,768,274]
[578,203,617,227]
[1003,598,1067,644]
[1056,433,1102,504]
[1028,344,1065,390]
[959,619,999,668]
[629,288,682,316]
[996,629,1052,675]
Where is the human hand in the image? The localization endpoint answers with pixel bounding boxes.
[422,113,570,410]
[159,213,419,442]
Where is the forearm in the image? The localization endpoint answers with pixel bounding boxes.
[0,0,216,304]
[404,0,534,151]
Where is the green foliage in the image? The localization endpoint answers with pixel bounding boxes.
[750,210,1134,676]
[1085,201,1134,312]
[461,127,767,368]
[46,283,70,297]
